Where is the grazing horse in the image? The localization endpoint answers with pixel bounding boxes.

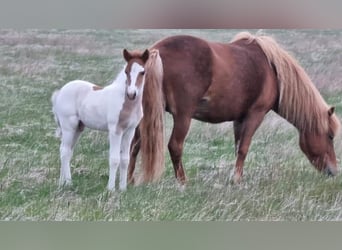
[51,49,152,191]
[128,32,340,185]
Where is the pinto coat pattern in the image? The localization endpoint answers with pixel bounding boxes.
[51,49,151,191]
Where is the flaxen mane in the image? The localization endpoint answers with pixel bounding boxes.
[138,49,165,183]
[232,32,340,136]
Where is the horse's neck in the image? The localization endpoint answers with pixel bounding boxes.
[113,67,126,83]
[107,68,124,88]
[108,80,125,92]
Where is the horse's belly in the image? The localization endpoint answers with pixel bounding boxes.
[80,116,108,131]
[78,104,109,131]
[192,97,242,123]
[193,111,236,123]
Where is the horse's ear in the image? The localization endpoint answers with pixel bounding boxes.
[123,49,131,62]
[328,106,335,116]
[141,49,149,63]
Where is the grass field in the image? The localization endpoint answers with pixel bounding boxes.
[0,29,342,221]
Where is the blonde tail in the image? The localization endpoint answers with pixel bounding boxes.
[139,49,165,183]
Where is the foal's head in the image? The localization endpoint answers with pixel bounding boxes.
[122,49,149,100]
[299,107,340,176]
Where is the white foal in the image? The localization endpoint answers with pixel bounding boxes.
[51,49,150,191]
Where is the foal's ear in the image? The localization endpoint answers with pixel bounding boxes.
[123,49,132,62]
[141,49,149,63]
[328,106,335,116]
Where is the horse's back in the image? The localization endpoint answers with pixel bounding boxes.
[196,39,279,122]
[59,80,94,96]
[152,35,213,86]
[53,80,94,117]
[152,35,214,114]
[151,35,278,122]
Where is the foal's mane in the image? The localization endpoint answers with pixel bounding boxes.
[232,32,340,136]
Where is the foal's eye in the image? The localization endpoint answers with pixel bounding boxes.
[328,134,334,141]
[140,71,145,76]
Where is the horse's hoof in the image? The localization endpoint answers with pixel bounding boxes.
[107,183,116,192]
[58,178,72,187]
[176,182,186,192]
[128,177,135,186]
[229,172,242,185]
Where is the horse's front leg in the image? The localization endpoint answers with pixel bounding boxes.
[119,128,136,191]
[108,127,122,191]
[232,111,266,184]
[168,114,192,185]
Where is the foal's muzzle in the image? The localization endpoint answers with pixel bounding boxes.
[127,91,137,100]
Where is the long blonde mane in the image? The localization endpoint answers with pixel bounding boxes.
[232,32,340,136]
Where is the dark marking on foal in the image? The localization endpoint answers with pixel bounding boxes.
[92,85,103,91]
[78,121,85,132]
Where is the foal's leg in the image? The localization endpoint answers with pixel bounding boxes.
[59,127,81,186]
[168,115,192,184]
[108,128,122,191]
[119,128,136,191]
[128,127,141,184]
[233,112,266,184]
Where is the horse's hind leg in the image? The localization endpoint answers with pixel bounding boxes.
[233,120,243,156]
[168,115,192,185]
[128,127,141,185]
[59,126,81,186]
[233,111,266,184]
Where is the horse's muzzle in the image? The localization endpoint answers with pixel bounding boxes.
[324,165,338,177]
[127,92,137,100]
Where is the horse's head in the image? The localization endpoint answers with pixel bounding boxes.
[299,107,340,176]
[122,49,149,100]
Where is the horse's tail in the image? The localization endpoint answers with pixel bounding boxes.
[51,90,62,138]
[138,49,165,183]
[232,32,332,133]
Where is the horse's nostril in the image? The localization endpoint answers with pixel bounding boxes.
[324,166,337,177]
[325,168,333,176]
[127,92,137,100]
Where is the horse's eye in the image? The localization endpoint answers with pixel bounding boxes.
[328,134,334,141]
[140,71,145,76]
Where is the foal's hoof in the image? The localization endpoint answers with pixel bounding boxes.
[58,179,72,188]
[107,185,115,192]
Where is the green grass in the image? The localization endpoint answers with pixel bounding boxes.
[1,29,342,221]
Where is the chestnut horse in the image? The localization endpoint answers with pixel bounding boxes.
[128,32,340,185]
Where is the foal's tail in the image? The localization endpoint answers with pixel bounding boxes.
[138,49,165,183]
[51,90,62,138]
